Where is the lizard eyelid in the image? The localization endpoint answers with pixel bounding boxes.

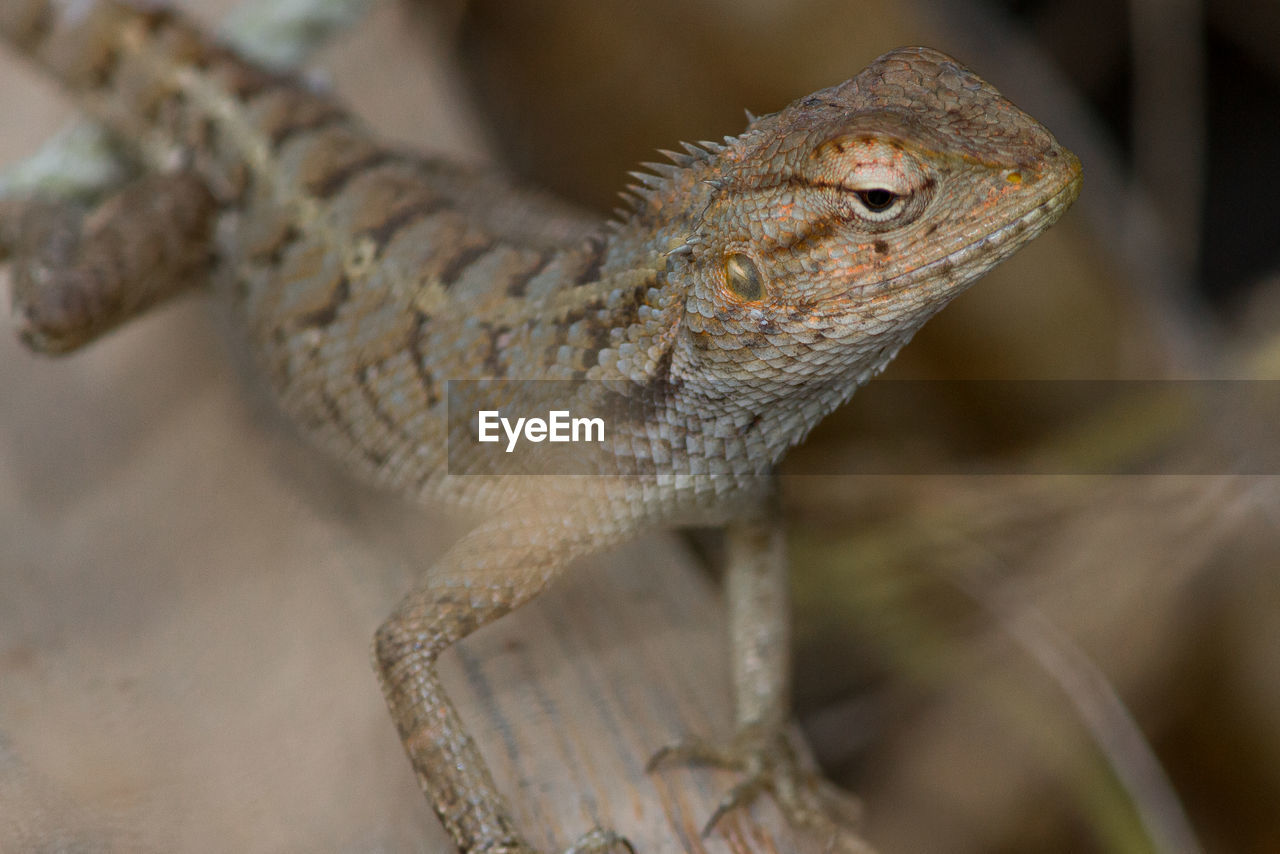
[829,150,923,225]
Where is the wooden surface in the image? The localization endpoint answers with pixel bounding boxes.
[0,3,829,852]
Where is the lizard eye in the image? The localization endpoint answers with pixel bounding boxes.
[856,188,897,211]
[816,137,933,228]
[723,252,765,301]
[851,187,906,221]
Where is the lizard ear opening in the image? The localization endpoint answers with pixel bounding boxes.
[723,252,765,301]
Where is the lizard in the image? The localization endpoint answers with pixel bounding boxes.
[0,1,1083,852]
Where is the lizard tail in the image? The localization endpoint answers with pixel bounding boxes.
[0,0,330,196]
[0,0,262,112]
[6,171,218,355]
[0,0,177,85]
[0,1,302,353]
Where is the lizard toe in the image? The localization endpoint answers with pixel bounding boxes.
[648,727,872,852]
[485,827,632,854]
[563,827,635,854]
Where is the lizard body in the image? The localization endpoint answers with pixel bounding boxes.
[0,2,1082,852]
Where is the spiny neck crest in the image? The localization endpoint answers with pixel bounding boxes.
[617,137,727,216]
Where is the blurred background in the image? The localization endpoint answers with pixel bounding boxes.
[2,0,1278,852]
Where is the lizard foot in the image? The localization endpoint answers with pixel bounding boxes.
[563,828,636,854]
[486,828,633,854]
[647,727,873,853]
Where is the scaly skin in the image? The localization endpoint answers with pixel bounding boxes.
[0,2,1081,852]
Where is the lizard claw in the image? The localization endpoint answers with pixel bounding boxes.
[490,827,633,854]
[563,827,635,854]
[648,728,873,853]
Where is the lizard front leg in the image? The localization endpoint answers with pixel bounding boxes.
[373,484,637,854]
[650,481,871,852]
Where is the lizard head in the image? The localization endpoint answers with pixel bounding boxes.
[656,46,1081,429]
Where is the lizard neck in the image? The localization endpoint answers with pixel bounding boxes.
[565,156,721,384]
[571,148,919,471]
